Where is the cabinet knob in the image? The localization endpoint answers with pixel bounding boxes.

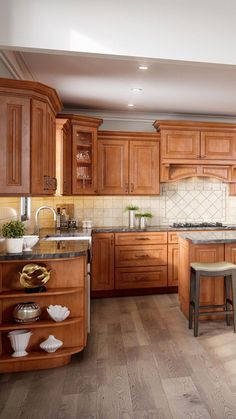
[125,183,128,193]
[130,183,134,192]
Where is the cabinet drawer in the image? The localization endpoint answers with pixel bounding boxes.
[115,232,167,246]
[115,245,167,267]
[115,266,167,289]
[168,232,179,244]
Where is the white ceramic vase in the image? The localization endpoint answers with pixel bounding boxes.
[129,210,136,229]
[40,335,63,353]
[8,329,32,357]
[140,216,146,229]
[5,238,24,254]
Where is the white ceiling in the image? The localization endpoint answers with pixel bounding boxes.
[20,51,236,117]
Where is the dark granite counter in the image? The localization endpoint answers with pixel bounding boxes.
[179,231,236,244]
[0,239,89,261]
[92,225,236,233]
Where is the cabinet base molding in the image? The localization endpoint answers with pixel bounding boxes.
[91,286,178,299]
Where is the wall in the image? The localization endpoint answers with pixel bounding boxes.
[1,178,236,230]
[1,0,236,66]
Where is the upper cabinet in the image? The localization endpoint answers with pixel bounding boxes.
[0,78,61,196]
[97,131,160,195]
[154,120,236,162]
[60,115,103,195]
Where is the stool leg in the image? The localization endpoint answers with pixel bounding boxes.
[194,272,200,337]
[225,275,231,326]
[189,269,195,330]
[231,272,236,333]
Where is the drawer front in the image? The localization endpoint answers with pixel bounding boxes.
[115,232,167,246]
[115,245,167,267]
[168,232,179,244]
[115,266,167,289]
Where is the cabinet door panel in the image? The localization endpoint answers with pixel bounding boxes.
[201,131,236,159]
[161,130,200,159]
[115,266,167,289]
[0,95,30,194]
[31,99,48,194]
[115,245,167,267]
[92,233,114,290]
[72,125,97,194]
[98,140,129,194]
[129,141,159,194]
[190,244,225,305]
[168,244,179,286]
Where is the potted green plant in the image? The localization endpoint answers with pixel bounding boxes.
[124,205,139,228]
[135,212,153,229]
[2,220,25,254]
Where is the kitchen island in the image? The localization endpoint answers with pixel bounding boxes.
[0,240,89,373]
[178,231,236,319]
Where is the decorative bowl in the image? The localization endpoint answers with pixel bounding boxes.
[23,235,39,251]
[40,334,63,353]
[47,304,70,322]
[13,301,41,323]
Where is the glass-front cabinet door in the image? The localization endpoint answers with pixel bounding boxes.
[72,125,98,194]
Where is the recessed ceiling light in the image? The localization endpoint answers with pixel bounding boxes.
[131,87,143,92]
[138,65,148,70]
[128,103,134,107]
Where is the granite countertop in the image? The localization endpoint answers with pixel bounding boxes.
[92,225,236,233]
[0,239,89,261]
[179,231,236,244]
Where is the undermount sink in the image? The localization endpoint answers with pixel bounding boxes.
[42,236,91,241]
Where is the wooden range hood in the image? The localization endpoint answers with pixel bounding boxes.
[153,119,236,195]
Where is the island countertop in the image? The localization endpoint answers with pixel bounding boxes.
[178,231,236,244]
[0,239,89,261]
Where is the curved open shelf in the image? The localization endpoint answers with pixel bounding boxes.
[0,287,82,299]
[0,317,82,331]
[0,346,83,363]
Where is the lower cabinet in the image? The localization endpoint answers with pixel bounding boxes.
[167,244,179,286]
[92,231,177,294]
[91,233,114,291]
[0,256,87,373]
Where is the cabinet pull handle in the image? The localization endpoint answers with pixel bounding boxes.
[125,183,128,193]
[136,237,150,240]
[135,254,150,258]
[135,276,148,281]
[130,182,134,192]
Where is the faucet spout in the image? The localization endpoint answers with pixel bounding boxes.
[35,206,57,234]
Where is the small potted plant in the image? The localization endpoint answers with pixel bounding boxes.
[2,220,25,254]
[125,205,139,228]
[135,212,153,229]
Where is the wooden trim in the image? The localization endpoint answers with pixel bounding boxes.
[154,119,236,131]
[91,286,178,298]
[98,130,160,141]
[0,78,62,113]
[58,113,103,128]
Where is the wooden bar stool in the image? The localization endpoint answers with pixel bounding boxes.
[189,262,236,337]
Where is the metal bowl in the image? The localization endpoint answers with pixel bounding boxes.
[13,302,41,323]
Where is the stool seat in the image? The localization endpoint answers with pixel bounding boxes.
[189,261,236,336]
[191,261,236,272]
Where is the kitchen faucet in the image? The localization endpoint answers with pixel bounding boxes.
[35,206,57,234]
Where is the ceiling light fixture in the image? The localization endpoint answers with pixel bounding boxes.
[128,103,134,107]
[131,87,143,92]
[138,65,148,70]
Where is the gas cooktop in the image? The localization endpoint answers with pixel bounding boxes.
[171,222,223,229]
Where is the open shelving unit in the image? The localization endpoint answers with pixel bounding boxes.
[0,256,87,373]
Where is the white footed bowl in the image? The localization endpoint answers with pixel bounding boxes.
[40,334,63,353]
[8,329,32,357]
[47,304,70,322]
[23,235,39,251]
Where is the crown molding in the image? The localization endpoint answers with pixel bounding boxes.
[0,50,35,80]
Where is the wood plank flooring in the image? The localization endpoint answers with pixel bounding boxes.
[2,294,236,418]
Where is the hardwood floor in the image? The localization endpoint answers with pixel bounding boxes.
[1,294,236,418]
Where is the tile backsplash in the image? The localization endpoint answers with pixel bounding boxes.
[1,178,236,229]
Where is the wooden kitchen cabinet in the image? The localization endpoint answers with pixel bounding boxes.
[167,244,179,286]
[92,233,114,291]
[97,131,160,195]
[0,79,61,196]
[0,255,87,373]
[60,115,103,195]
[155,120,236,185]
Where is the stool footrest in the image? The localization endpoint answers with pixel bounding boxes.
[198,310,233,316]
[199,304,230,310]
